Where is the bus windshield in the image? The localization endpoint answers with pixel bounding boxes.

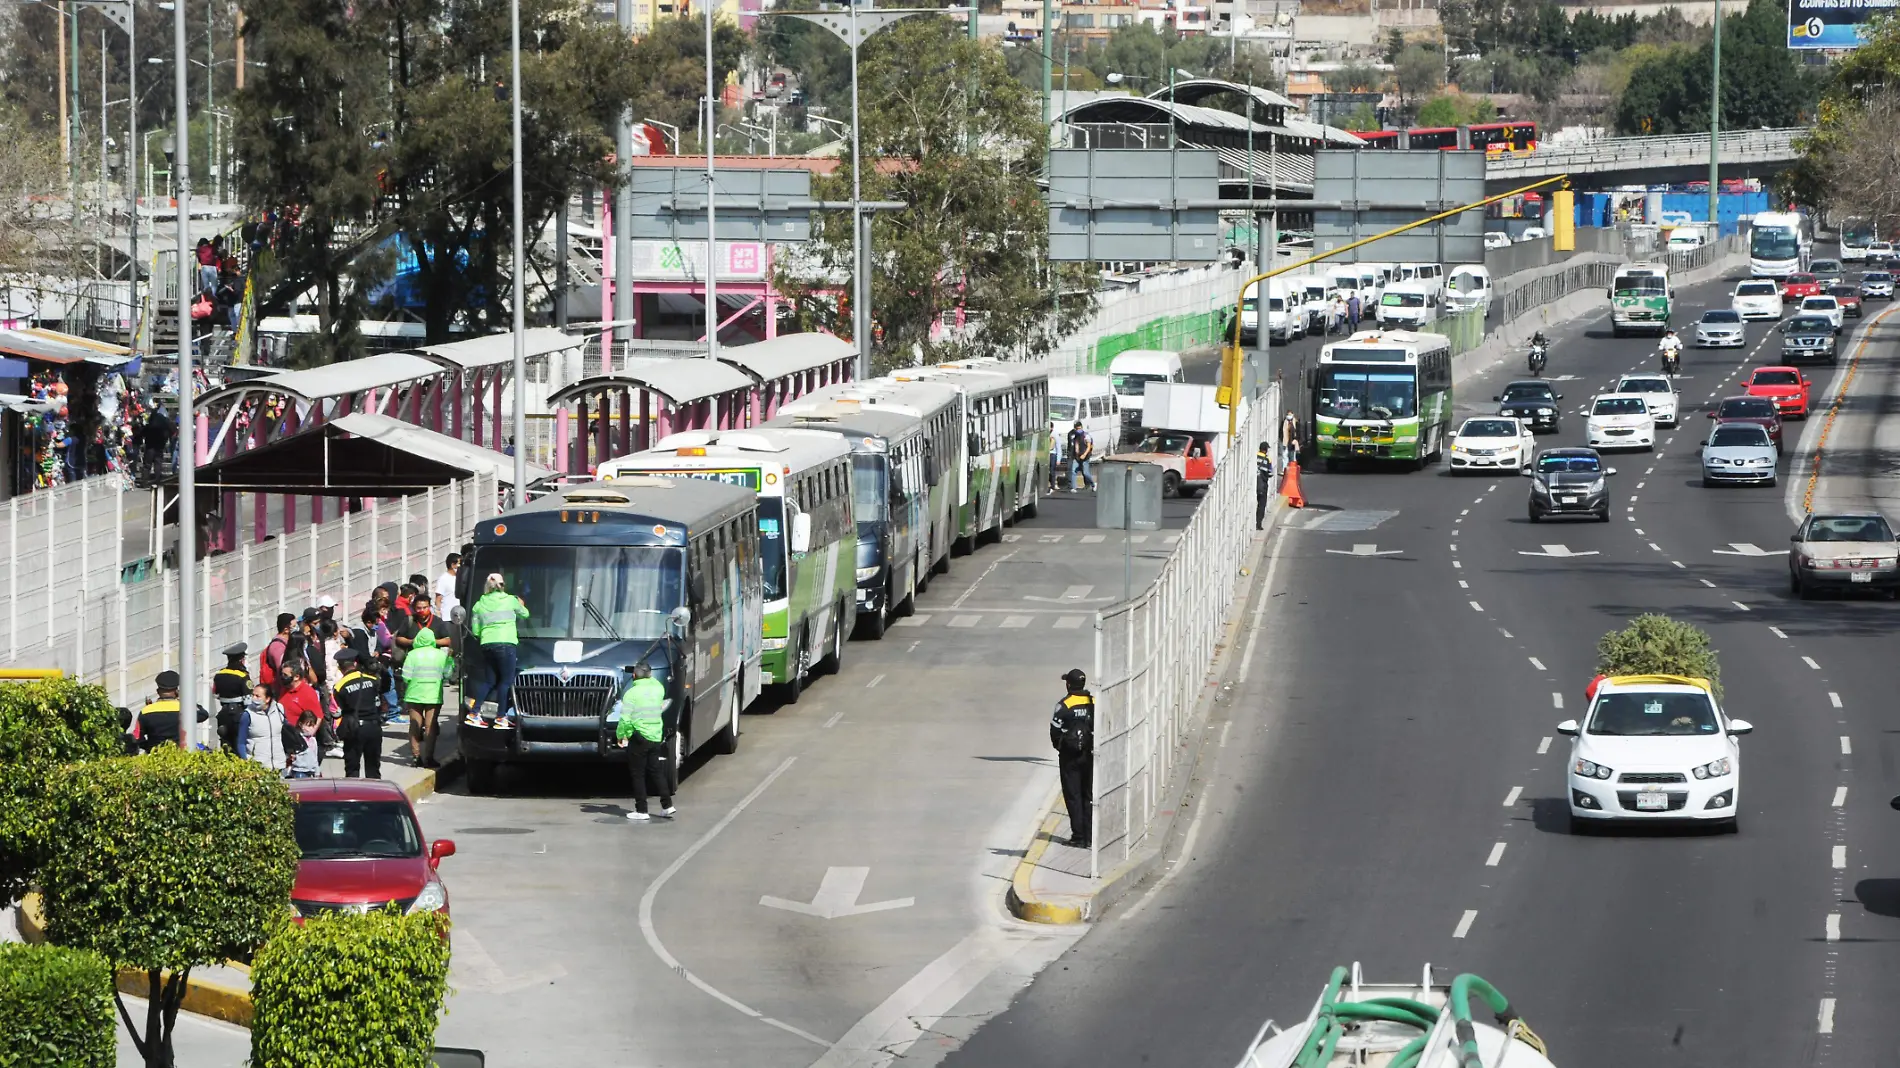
[852,454,887,525]
[1316,367,1418,419]
[1615,276,1665,296]
[758,498,787,602]
[1842,219,1873,248]
[1752,229,1799,261]
[476,545,683,641]
[1381,292,1425,308]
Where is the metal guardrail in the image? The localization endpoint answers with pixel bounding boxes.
[1486,128,1805,177]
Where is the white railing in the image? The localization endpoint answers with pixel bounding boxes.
[1090,385,1277,875]
[1486,128,1805,178]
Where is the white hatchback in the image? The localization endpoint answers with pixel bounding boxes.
[1731,280,1784,320]
[1615,374,1680,427]
[1448,415,1535,472]
[1561,675,1751,831]
[1585,393,1657,451]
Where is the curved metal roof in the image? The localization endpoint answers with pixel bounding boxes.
[716,332,855,383]
[547,357,755,409]
[416,328,585,370]
[197,352,445,409]
[1153,79,1297,112]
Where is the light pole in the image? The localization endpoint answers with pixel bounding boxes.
[704,0,719,370]
[1708,0,1721,236]
[171,0,197,743]
[510,0,526,504]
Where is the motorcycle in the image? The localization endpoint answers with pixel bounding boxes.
[1659,343,1681,376]
[1528,341,1548,376]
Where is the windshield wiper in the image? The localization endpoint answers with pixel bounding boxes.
[580,596,621,640]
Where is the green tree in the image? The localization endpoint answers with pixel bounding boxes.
[0,943,116,1068]
[249,910,451,1068]
[1791,15,1900,210]
[776,16,1094,369]
[1341,101,1382,132]
[1392,45,1446,119]
[38,748,299,1068]
[1329,62,1387,94]
[0,678,120,904]
[1595,614,1722,695]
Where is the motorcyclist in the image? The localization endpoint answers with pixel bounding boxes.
[1528,331,1550,374]
[1658,329,1682,373]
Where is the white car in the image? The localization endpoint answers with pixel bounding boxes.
[1560,675,1751,831]
[1585,393,1656,451]
[1799,295,1845,331]
[1615,374,1680,427]
[1448,416,1536,473]
[1693,309,1746,348]
[1483,231,1512,250]
[1730,279,1784,320]
[1516,227,1545,243]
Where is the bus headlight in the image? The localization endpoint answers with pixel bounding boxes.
[855,566,881,582]
[763,637,788,651]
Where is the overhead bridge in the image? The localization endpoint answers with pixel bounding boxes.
[1485,128,1806,191]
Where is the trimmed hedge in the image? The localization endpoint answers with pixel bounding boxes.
[250,909,451,1068]
[0,678,122,901]
[0,942,115,1068]
[1597,614,1723,697]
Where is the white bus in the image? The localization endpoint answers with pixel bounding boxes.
[1749,212,1809,278]
[1841,217,1874,263]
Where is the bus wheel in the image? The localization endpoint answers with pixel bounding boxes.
[465,759,496,795]
[1020,496,1039,520]
[819,607,846,674]
[896,573,917,618]
[860,605,886,640]
[933,551,950,576]
[782,633,806,704]
[714,689,740,755]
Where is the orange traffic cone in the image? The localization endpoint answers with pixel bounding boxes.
[1281,460,1305,509]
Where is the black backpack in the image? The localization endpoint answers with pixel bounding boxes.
[281,721,307,757]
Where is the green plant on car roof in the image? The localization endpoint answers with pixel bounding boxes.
[249,909,451,1068]
[0,942,116,1068]
[1596,614,1722,698]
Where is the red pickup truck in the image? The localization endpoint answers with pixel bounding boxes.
[1109,429,1220,497]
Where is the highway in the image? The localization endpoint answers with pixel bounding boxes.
[943,265,1900,1066]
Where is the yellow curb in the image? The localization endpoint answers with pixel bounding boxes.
[401,766,438,802]
[18,892,255,1028]
[1006,811,1087,925]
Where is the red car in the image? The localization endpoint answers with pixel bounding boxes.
[1780,272,1823,300]
[1707,394,1786,444]
[288,778,455,920]
[1828,284,1865,318]
[1745,366,1812,419]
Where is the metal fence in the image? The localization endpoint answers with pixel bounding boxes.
[0,478,147,667]
[18,472,500,709]
[1090,385,1277,876]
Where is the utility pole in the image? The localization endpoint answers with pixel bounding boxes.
[705,0,720,367]
[613,0,633,370]
[174,0,198,744]
[71,1,82,204]
[510,0,526,504]
[1708,0,1721,236]
[1040,0,1052,126]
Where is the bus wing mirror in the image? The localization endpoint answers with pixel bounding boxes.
[670,605,691,635]
[791,512,812,554]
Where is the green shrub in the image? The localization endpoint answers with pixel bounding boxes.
[0,678,122,901]
[1596,614,1722,696]
[250,910,451,1068]
[39,747,300,1067]
[0,942,115,1068]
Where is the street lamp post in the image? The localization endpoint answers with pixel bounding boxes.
[704,0,719,371]
[511,0,526,504]
[171,0,197,743]
[1709,0,1721,236]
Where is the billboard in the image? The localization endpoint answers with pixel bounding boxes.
[1310,150,1487,266]
[1045,149,1224,262]
[1788,0,1897,48]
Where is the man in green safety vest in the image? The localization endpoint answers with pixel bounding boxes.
[402,627,451,768]
[468,573,529,724]
[614,663,675,821]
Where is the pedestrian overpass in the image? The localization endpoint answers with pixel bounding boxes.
[1485,128,1806,192]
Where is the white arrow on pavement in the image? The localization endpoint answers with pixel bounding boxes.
[760,867,915,919]
[1325,543,1404,557]
[1712,542,1790,557]
[1518,544,1601,558]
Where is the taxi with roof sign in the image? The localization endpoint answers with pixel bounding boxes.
[1557,675,1752,833]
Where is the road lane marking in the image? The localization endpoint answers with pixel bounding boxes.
[1453,560,1462,569]
[907,641,921,653]
[1000,616,1032,629]
[866,674,885,688]
[1503,786,1522,807]
[1551,692,1562,707]
[1827,913,1842,942]
[1459,580,1469,589]
[1630,495,1639,502]
[1219,722,1233,748]
[1236,528,1290,680]
[1700,579,1717,587]
[1529,657,1546,671]
[1474,497,1484,504]
[1053,616,1084,629]
[1485,843,1506,867]
[1460,509,1469,516]
[1538,736,1552,754]
[1841,736,1852,755]
[1637,481,1646,489]
[949,616,981,628]
[1450,543,1458,551]
[951,549,1018,609]
[1470,601,1484,612]
[637,757,831,1048]
[1834,786,1848,807]
[1488,483,1498,492]
[1649,542,1663,551]
[1080,534,1105,544]
[1805,656,1822,670]
[1453,910,1478,938]
[1829,692,1842,708]
[1833,845,1847,869]
[824,710,847,728]
[1771,626,1788,638]
[1635,528,1645,535]
[1645,467,1655,474]
[895,615,931,627]
[1498,628,1513,638]
[1733,602,1750,611]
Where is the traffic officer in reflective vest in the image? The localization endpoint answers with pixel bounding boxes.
[401,627,451,769]
[136,670,205,752]
[1049,668,1095,848]
[212,643,252,753]
[332,648,384,779]
[614,663,675,821]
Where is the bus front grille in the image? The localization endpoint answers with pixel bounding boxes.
[514,674,617,719]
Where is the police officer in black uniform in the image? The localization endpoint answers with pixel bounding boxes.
[212,642,252,753]
[1049,668,1096,848]
[136,670,207,752]
[1256,441,1275,530]
[331,648,384,779]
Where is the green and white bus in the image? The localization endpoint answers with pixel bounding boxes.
[768,380,961,638]
[456,477,763,793]
[1308,330,1454,470]
[599,428,857,703]
[1609,262,1673,337]
[888,359,1050,552]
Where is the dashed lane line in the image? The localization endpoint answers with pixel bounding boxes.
[1503,786,1523,807]
[1829,692,1843,708]
[1649,543,1663,552]
[1828,913,1842,942]
[1733,602,1751,612]
[1470,601,1484,612]
[1528,657,1546,671]
[1834,786,1849,807]
[1538,736,1552,754]
[1820,997,1837,1035]
[1700,579,1717,588]
[1771,626,1789,639]
[1841,736,1852,755]
[1833,845,1848,869]
[1551,692,1563,708]
[1453,910,1478,939]
[1806,656,1823,670]
[1672,561,1685,568]
[1485,843,1506,867]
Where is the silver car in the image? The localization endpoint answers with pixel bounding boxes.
[1861,271,1894,300]
[1700,423,1778,486]
[1695,309,1746,348]
[1790,513,1900,598]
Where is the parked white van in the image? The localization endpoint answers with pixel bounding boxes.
[1444,265,1493,316]
[1108,349,1184,439]
[1048,375,1120,461]
[1237,277,1303,344]
[1400,262,1445,299]
[1377,280,1440,328]
[1292,274,1337,335]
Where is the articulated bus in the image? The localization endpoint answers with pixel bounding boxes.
[1404,126,1460,150]
[1749,211,1810,278]
[457,477,763,793]
[1467,122,1538,153]
[888,359,1050,552]
[1840,217,1875,263]
[1306,330,1454,470]
[1353,130,1400,150]
[765,397,948,638]
[599,429,857,703]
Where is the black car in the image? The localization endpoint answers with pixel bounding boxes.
[1524,448,1615,522]
[1780,315,1839,364]
[1495,380,1565,433]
